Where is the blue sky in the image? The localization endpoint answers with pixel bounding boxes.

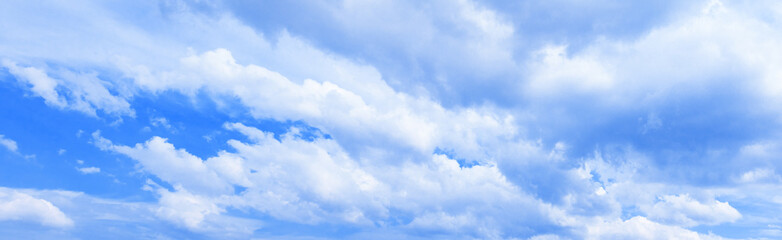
[2,0,782,239]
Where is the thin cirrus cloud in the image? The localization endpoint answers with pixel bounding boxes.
[0,0,781,239]
[76,167,100,174]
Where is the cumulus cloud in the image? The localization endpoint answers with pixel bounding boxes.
[516,0,782,155]
[0,188,73,228]
[155,187,222,230]
[77,1,782,237]
[122,47,520,166]
[6,0,782,238]
[94,122,565,238]
[644,194,741,227]
[94,132,231,195]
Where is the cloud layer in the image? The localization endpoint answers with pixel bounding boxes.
[1,0,782,239]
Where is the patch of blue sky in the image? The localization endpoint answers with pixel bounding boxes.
[0,80,128,195]
[433,147,478,168]
[0,70,327,201]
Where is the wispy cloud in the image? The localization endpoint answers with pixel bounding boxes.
[76,167,100,174]
[0,135,18,153]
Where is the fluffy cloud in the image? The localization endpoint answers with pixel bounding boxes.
[0,188,73,228]
[121,46,520,167]
[1,60,133,117]
[0,0,523,165]
[94,132,232,195]
[514,0,782,151]
[154,187,222,230]
[644,194,741,227]
[95,122,565,238]
[5,0,782,238]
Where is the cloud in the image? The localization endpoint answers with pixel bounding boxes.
[154,187,222,230]
[94,132,231,195]
[121,46,522,167]
[1,60,66,108]
[150,117,172,130]
[94,123,565,238]
[224,0,519,105]
[736,168,780,183]
[1,60,134,117]
[584,216,724,240]
[644,194,741,227]
[77,167,100,174]
[5,0,782,238]
[0,188,73,228]
[516,0,782,144]
[0,186,260,239]
[0,134,18,153]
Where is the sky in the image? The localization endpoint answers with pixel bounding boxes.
[1,0,782,239]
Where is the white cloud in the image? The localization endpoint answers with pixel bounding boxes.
[119,46,520,167]
[77,167,100,174]
[521,0,782,113]
[0,134,18,153]
[155,187,222,230]
[0,186,261,238]
[3,0,520,166]
[95,122,565,237]
[584,216,724,240]
[1,59,66,108]
[303,0,518,101]
[1,60,133,117]
[94,132,231,195]
[6,0,782,238]
[644,194,741,227]
[0,186,260,238]
[0,188,73,228]
[737,168,779,183]
[526,45,616,98]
